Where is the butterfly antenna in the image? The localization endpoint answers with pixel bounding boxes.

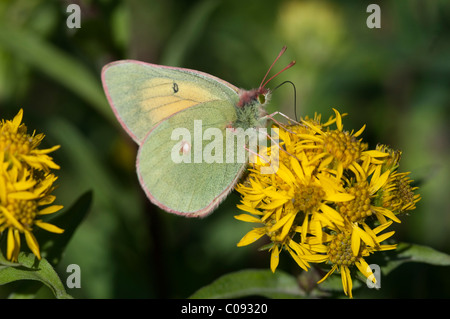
[259,46,296,89]
[261,60,296,90]
[273,80,298,121]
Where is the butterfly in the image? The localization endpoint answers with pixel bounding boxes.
[101,46,295,217]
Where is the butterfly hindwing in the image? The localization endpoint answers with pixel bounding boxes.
[137,101,247,217]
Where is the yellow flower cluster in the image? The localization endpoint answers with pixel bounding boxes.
[0,109,64,261]
[235,109,420,298]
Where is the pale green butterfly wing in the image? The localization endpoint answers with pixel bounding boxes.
[137,101,248,217]
[102,60,239,144]
[102,60,250,216]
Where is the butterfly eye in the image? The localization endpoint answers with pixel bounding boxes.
[258,94,266,105]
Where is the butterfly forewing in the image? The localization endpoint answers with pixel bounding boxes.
[102,60,239,145]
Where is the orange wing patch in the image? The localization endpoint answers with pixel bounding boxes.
[138,78,225,128]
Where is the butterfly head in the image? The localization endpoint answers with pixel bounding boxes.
[237,46,295,109]
[236,87,270,108]
[233,47,295,130]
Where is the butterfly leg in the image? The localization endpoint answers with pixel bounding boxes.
[257,127,298,160]
[261,111,305,135]
[264,111,300,124]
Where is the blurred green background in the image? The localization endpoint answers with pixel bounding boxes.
[0,0,449,298]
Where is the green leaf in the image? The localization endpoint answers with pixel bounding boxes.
[0,192,91,299]
[315,243,450,296]
[36,191,93,266]
[189,269,305,299]
[382,242,450,275]
[0,252,72,299]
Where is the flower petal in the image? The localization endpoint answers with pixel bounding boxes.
[7,228,17,261]
[325,192,355,202]
[317,264,337,284]
[320,204,344,227]
[24,231,41,259]
[370,169,390,194]
[342,266,353,298]
[352,223,377,247]
[373,206,401,223]
[237,228,265,247]
[8,191,39,200]
[35,221,64,234]
[332,108,343,131]
[353,124,366,137]
[38,205,63,215]
[270,245,280,273]
[269,212,294,232]
[356,259,375,283]
[0,207,24,231]
[234,213,262,223]
[11,109,23,133]
[287,247,310,271]
[363,150,389,158]
[261,198,289,210]
[351,228,361,256]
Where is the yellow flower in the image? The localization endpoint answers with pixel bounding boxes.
[235,201,314,273]
[235,120,354,272]
[0,109,60,171]
[235,108,421,298]
[0,109,63,261]
[0,160,64,261]
[337,156,402,225]
[305,219,396,298]
[372,145,421,215]
[298,108,387,179]
[381,171,421,214]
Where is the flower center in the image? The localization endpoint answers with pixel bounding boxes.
[0,130,31,157]
[5,198,37,230]
[396,176,416,208]
[293,184,325,213]
[328,232,363,266]
[323,130,362,168]
[338,181,372,222]
[383,174,418,213]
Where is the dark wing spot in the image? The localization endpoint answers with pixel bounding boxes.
[173,82,179,94]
